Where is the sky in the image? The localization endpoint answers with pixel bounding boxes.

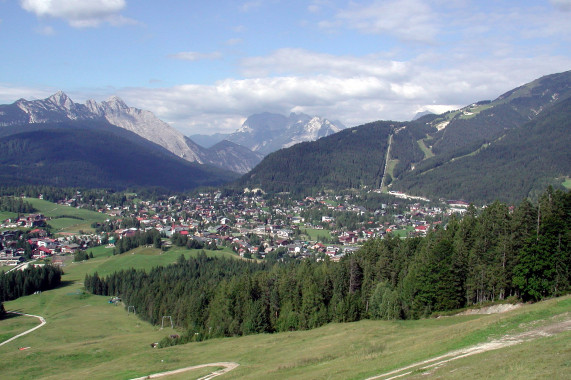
[0,0,570,136]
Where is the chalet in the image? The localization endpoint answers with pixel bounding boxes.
[61,243,80,254]
[414,225,429,236]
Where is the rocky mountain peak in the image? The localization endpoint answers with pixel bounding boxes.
[102,96,129,112]
[47,91,73,108]
[226,111,345,155]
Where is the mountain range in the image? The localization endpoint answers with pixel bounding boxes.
[1,70,569,201]
[239,70,571,203]
[1,93,343,175]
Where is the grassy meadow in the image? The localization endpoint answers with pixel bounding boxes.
[24,198,110,234]
[302,228,332,242]
[1,246,570,380]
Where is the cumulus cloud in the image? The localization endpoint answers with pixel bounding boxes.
[169,51,223,61]
[111,50,570,136]
[20,0,136,28]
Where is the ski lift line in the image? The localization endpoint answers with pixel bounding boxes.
[161,315,174,329]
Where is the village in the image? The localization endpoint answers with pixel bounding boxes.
[0,189,470,267]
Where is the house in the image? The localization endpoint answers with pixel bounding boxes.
[414,225,429,236]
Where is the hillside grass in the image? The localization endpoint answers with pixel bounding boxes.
[563,177,571,189]
[23,198,110,234]
[1,249,569,380]
[416,138,434,160]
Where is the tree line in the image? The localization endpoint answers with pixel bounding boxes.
[84,187,570,343]
[0,265,63,302]
[0,196,36,214]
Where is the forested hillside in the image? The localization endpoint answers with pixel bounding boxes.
[395,97,571,203]
[0,121,237,191]
[237,120,426,194]
[85,187,570,343]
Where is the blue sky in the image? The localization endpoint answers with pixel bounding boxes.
[1,0,570,135]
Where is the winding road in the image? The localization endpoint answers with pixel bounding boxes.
[129,362,239,380]
[0,312,46,347]
[365,318,571,380]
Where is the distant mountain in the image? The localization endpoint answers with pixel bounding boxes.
[201,140,264,174]
[412,110,434,120]
[0,92,259,174]
[238,70,571,203]
[226,112,345,155]
[0,120,237,190]
[2,91,202,162]
[189,132,230,148]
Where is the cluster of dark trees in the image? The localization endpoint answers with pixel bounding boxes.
[0,265,63,302]
[74,251,94,262]
[84,188,569,342]
[0,196,36,214]
[0,301,5,319]
[113,230,162,255]
[170,233,218,250]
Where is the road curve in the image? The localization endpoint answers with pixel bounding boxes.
[130,361,239,380]
[0,312,47,347]
[365,318,571,380]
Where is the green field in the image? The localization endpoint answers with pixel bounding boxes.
[303,228,332,242]
[82,246,240,277]
[563,178,571,189]
[23,198,110,234]
[1,248,570,379]
[0,211,18,222]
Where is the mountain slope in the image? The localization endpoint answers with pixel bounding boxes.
[394,96,571,203]
[425,70,571,156]
[0,121,237,190]
[237,121,425,193]
[202,140,264,174]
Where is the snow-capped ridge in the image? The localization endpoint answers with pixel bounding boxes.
[226,111,345,155]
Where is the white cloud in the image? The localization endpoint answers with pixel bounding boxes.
[169,51,223,61]
[0,83,56,103]
[240,48,409,79]
[20,0,136,28]
[320,0,440,43]
[108,51,570,136]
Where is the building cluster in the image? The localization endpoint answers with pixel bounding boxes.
[1,189,466,266]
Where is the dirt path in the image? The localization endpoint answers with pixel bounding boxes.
[129,362,239,380]
[365,318,571,380]
[0,312,46,347]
